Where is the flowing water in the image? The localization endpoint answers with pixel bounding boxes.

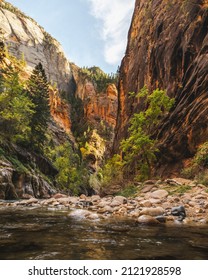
[0,207,208,260]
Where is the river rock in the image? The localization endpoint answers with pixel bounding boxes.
[149,198,162,204]
[110,196,127,207]
[172,178,195,186]
[129,209,140,217]
[91,195,101,202]
[139,200,152,207]
[204,203,208,209]
[57,197,71,205]
[98,200,111,208]
[150,190,169,199]
[195,194,208,200]
[97,206,114,214]
[25,198,39,205]
[137,215,159,225]
[140,207,165,216]
[45,198,57,205]
[155,215,166,223]
[141,185,156,193]
[80,194,87,200]
[143,180,157,185]
[53,193,68,199]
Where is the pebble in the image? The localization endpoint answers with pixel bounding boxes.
[137,215,159,225]
[0,180,207,225]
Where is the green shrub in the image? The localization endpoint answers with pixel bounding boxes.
[117,184,138,198]
[182,142,208,186]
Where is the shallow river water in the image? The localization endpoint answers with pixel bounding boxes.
[0,207,208,260]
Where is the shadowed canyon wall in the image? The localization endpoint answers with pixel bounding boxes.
[114,0,208,174]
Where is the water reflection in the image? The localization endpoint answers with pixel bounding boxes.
[0,207,208,260]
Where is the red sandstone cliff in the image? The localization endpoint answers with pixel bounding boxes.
[114,0,208,174]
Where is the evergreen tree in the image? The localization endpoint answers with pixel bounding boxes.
[27,63,50,151]
[0,66,34,143]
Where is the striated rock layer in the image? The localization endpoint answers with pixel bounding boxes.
[0,1,72,91]
[114,0,208,174]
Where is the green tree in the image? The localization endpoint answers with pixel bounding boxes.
[47,141,88,194]
[0,66,34,143]
[121,86,174,180]
[27,62,50,151]
[98,154,124,187]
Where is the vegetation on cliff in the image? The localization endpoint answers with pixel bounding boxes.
[0,42,90,196]
[97,87,175,191]
[79,66,118,92]
[121,87,174,180]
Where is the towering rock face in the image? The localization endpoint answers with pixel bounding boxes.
[0,1,72,91]
[72,64,118,129]
[114,0,208,173]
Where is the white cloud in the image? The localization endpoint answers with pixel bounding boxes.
[87,0,135,66]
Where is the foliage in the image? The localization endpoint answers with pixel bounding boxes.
[182,142,208,186]
[79,66,118,92]
[121,86,175,180]
[117,184,138,198]
[98,154,124,187]
[0,65,34,143]
[47,141,89,195]
[27,62,50,151]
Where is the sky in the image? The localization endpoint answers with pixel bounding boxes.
[7,0,135,74]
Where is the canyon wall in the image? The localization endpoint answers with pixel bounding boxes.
[114,0,208,174]
[0,1,72,92]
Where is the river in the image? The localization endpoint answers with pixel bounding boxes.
[0,207,208,260]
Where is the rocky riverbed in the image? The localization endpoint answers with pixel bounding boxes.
[0,178,208,225]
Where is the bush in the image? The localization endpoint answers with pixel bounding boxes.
[98,154,124,188]
[182,142,208,186]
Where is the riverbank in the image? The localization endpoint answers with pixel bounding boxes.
[0,178,208,225]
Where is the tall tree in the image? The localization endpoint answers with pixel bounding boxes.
[27,63,50,151]
[121,86,175,180]
[0,66,34,143]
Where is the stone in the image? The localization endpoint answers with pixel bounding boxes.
[98,201,111,208]
[44,198,57,205]
[171,205,186,221]
[150,190,169,199]
[141,185,155,193]
[80,194,87,200]
[115,195,128,204]
[57,197,71,205]
[195,195,208,200]
[139,200,152,207]
[91,195,101,202]
[25,198,39,205]
[137,215,159,225]
[97,206,114,214]
[129,209,141,217]
[140,207,165,216]
[143,180,157,185]
[149,198,162,204]
[53,193,68,199]
[155,215,166,223]
[171,178,195,186]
